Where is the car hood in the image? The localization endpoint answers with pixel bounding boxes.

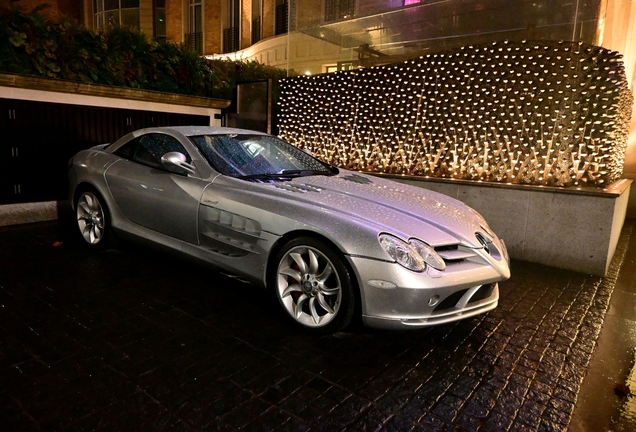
[257,171,489,247]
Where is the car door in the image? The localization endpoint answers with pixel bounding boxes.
[104,132,206,244]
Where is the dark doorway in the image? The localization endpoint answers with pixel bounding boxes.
[0,98,209,205]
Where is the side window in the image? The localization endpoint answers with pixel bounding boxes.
[114,133,192,172]
[113,139,137,160]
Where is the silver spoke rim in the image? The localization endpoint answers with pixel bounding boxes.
[290,252,308,274]
[282,283,302,298]
[295,294,309,318]
[79,201,92,214]
[317,263,333,284]
[280,267,302,281]
[277,245,342,328]
[320,286,339,295]
[309,298,320,324]
[308,249,319,274]
[317,293,334,314]
[77,193,105,245]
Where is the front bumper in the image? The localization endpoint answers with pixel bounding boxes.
[348,255,506,330]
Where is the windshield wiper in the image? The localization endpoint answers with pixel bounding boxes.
[281,169,337,177]
[237,170,334,180]
[236,173,285,180]
[298,165,340,176]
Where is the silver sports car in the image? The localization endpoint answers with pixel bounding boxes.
[68,126,510,333]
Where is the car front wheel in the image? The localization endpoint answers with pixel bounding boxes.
[75,189,111,248]
[271,237,355,334]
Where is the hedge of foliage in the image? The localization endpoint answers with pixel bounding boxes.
[0,4,287,100]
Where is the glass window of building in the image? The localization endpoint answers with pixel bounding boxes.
[93,0,140,30]
[325,0,355,22]
[252,0,262,45]
[275,0,288,35]
[154,0,166,40]
[223,0,240,53]
[187,0,203,54]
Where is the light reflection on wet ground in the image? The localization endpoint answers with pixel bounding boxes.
[615,351,636,430]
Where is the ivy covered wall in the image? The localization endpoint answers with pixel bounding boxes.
[0,5,286,101]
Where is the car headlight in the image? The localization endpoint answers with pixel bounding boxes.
[409,239,446,271]
[379,234,425,272]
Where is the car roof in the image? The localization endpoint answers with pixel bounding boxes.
[143,126,271,137]
[104,126,274,154]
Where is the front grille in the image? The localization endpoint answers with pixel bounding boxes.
[430,231,503,270]
[436,244,478,262]
[432,283,497,315]
[433,289,468,313]
[432,243,480,269]
[470,283,496,303]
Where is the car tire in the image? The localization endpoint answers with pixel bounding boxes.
[270,237,356,334]
[75,188,112,249]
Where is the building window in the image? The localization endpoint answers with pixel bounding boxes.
[325,0,355,22]
[275,0,288,35]
[186,0,203,54]
[93,0,140,30]
[154,0,166,40]
[223,0,240,53]
[252,0,262,45]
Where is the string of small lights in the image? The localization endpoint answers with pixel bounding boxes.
[278,40,632,187]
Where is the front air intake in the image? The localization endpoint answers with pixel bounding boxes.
[475,232,490,254]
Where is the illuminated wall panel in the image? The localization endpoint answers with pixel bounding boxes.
[279,40,633,187]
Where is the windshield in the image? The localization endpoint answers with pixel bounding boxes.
[190,134,336,181]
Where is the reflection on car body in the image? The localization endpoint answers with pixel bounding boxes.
[68,126,510,333]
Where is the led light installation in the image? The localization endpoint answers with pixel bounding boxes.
[279,40,633,187]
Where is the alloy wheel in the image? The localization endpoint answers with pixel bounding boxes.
[77,192,105,245]
[276,245,342,328]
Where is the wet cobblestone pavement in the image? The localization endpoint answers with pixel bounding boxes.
[0,219,633,431]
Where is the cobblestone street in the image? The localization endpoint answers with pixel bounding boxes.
[0,219,633,431]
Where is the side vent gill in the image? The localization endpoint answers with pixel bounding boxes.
[274,183,322,193]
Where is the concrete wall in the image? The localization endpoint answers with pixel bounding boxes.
[0,202,61,227]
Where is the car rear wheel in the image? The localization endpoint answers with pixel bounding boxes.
[76,189,111,248]
[271,237,355,334]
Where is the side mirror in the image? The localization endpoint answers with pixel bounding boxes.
[161,152,196,175]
